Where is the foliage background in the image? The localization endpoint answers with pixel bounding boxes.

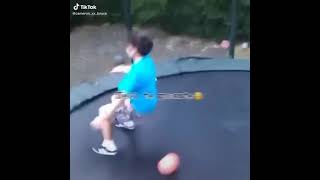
[70,0,250,41]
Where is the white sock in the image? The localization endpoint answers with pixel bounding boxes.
[102,139,117,151]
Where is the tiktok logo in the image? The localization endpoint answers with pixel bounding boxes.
[73,3,80,10]
[73,3,96,11]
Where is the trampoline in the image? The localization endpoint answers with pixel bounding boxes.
[70,68,250,180]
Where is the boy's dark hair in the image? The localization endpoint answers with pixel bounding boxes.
[129,32,153,56]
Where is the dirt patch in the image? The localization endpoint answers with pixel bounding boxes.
[70,23,246,88]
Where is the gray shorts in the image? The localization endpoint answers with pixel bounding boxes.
[114,105,141,124]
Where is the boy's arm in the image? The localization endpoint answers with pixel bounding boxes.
[108,95,125,114]
[110,64,131,73]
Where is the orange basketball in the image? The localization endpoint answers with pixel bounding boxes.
[157,153,180,175]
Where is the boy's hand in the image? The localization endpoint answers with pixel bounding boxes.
[111,93,126,108]
[110,64,131,73]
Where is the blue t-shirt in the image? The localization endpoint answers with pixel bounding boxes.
[117,55,158,114]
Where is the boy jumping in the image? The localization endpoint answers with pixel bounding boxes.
[90,32,158,155]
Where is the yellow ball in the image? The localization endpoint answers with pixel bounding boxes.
[194,92,203,101]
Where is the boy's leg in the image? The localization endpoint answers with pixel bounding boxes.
[99,109,113,140]
[91,94,125,129]
[91,95,125,155]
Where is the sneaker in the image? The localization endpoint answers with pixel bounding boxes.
[115,120,135,130]
[92,145,117,156]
